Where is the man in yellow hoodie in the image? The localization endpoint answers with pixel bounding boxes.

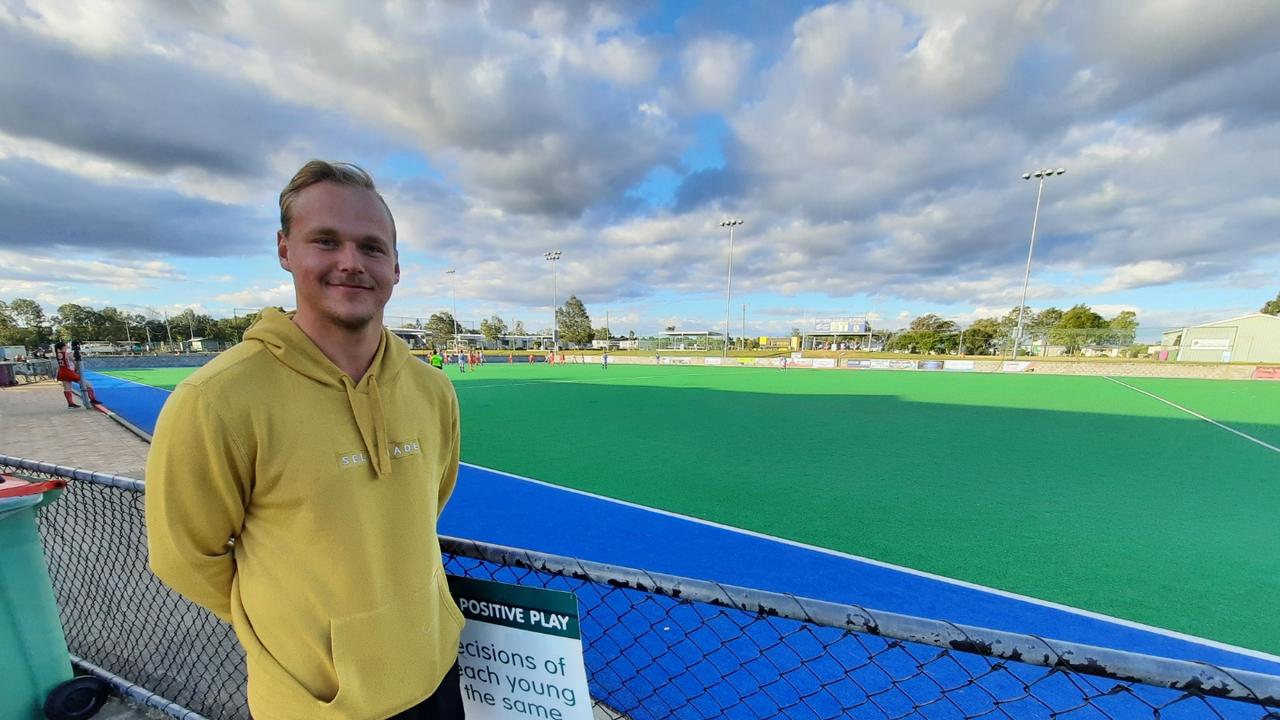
[146,160,465,720]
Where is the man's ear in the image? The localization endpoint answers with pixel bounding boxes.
[394,252,400,285]
[277,230,291,272]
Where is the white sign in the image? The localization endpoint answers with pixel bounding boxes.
[811,358,837,368]
[703,357,723,365]
[1001,361,1030,373]
[944,360,975,371]
[450,577,592,720]
[1190,338,1231,350]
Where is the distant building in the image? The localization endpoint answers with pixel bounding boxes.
[389,327,429,349]
[1164,313,1280,363]
[185,338,226,353]
[801,317,877,351]
[657,330,723,351]
[592,339,638,350]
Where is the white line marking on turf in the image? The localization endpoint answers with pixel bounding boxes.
[87,370,167,391]
[1105,377,1280,455]
[454,372,708,390]
[463,460,1280,665]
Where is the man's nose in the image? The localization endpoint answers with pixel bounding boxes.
[334,242,365,272]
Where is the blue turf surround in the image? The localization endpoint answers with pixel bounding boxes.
[86,371,172,436]
[87,370,1280,684]
[442,464,1280,677]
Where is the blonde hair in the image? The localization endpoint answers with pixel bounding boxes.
[278,160,396,242]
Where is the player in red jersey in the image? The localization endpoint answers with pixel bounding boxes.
[55,341,98,408]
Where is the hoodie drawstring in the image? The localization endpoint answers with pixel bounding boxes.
[343,376,392,478]
[368,375,392,476]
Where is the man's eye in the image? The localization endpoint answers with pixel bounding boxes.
[364,244,386,254]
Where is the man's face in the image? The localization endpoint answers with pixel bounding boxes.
[278,182,399,331]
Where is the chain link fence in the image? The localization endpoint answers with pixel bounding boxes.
[4,454,1280,720]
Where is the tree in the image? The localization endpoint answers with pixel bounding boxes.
[1053,304,1108,354]
[592,326,611,343]
[98,307,135,342]
[1262,291,1280,315]
[0,301,23,347]
[1107,310,1139,346]
[1000,305,1031,334]
[480,315,507,344]
[214,312,257,344]
[908,314,956,333]
[7,298,52,347]
[557,295,593,346]
[887,314,958,354]
[168,309,218,342]
[960,317,1002,355]
[1031,307,1063,332]
[57,303,108,341]
[426,312,460,346]
[511,320,527,336]
[10,298,47,329]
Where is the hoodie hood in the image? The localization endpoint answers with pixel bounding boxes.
[244,308,411,477]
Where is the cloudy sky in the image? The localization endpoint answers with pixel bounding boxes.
[1,0,1277,339]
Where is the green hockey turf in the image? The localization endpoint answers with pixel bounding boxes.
[105,362,1280,653]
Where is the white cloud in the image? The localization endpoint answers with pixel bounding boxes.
[212,283,294,309]
[7,0,152,56]
[1094,261,1188,293]
[680,35,755,111]
[0,131,260,205]
[0,251,184,289]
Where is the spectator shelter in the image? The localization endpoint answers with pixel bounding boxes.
[1162,313,1280,363]
[657,330,724,351]
[389,327,554,351]
[801,317,880,351]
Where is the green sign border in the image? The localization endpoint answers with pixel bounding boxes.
[448,575,581,639]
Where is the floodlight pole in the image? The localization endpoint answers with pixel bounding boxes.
[445,269,457,352]
[720,219,743,357]
[1012,168,1065,360]
[544,251,561,352]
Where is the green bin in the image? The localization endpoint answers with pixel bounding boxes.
[0,475,106,720]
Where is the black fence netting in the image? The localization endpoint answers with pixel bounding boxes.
[4,454,1279,720]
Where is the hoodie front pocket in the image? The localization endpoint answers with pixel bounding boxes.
[327,582,459,717]
[436,568,466,630]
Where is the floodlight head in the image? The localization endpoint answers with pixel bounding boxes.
[1034,170,1045,178]
[1022,173,1031,179]
[720,218,743,227]
[544,250,561,261]
[1055,168,1066,175]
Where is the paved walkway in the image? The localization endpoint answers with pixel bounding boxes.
[0,380,150,479]
[2,380,156,719]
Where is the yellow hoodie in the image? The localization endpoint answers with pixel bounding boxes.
[146,309,464,720]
